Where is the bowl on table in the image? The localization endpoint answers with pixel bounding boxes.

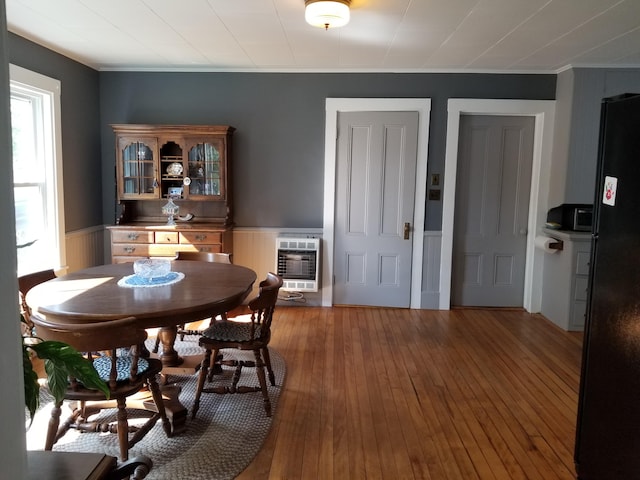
[133,259,172,281]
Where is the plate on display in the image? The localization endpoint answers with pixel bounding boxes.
[166,162,183,176]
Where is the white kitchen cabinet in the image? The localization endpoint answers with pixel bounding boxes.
[540,229,591,331]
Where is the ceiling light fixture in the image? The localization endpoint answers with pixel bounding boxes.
[305,0,351,30]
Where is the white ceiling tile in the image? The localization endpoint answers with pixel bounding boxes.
[514,1,640,68]
[569,28,640,65]
[6,0,640,71]
[206,0,278,15]
[243,42,296,66]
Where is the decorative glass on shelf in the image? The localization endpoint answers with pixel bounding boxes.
[187,142,221,197]
[122,141,155,195]
[161,198,179,226]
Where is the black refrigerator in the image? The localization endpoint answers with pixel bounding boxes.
[575,93,640,479]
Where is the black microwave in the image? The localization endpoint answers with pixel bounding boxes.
[546,204,593,232]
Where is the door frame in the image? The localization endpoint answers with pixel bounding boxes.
[322,98,432,308]
[440,99,556,311]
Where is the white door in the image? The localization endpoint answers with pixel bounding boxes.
[333,111,419,307]
[452,114,535,307]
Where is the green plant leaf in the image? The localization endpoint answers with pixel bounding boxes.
[43,357,71,404]
[29,340,110,404]
[23,345,40,421]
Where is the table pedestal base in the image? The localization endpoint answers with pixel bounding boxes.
[159,353,202,380]
[70,385,187,437]
[140,385,187,435]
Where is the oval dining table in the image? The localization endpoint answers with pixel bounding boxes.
[26,260,257,433]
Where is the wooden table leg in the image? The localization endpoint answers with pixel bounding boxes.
[157,326,184,367]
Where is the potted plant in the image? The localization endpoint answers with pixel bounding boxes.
[22,315,109,422]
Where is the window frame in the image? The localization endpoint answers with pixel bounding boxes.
[10,64,66,275]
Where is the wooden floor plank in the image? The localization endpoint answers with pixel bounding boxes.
[378,308,440,480]
[236,307,582,480]
[369,308,425,480]
[331,308,350,480]
[315,307,335,480]
[300,307,328,479]
[456,311,577,478]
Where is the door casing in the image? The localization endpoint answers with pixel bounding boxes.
[441,99,556,311]
[322,98,432,308]
[322,98,555,311]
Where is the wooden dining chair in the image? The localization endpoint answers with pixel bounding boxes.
[191,272,282,419]
[174,251,233,264]
[30,313,172,462]
[18,269,56,335]
[152,251,233,353]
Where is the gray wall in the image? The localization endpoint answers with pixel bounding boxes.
[7,32,557,232]
[553,68,640,206]
[8,32,102,233]
[99,72,556,230]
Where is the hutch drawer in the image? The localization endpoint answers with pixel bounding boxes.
[108,224,232,262]
[111,243,152,257]
[155,232,179,244]
[178,244,222,253]
[110,230,154,244]
[179,231,222,245]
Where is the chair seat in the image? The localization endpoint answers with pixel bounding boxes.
[93,355,150,382]
[202,321,263,342]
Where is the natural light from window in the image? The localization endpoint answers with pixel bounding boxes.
[10,65,65,276]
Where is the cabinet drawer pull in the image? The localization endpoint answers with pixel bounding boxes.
[124,246,136,253]
[198,246,211,252]
[195,234,207,241]
[127,233,139,240]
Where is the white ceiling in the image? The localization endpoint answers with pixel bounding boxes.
[6,0,640,73]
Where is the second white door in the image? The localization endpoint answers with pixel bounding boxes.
[452,114,535,307]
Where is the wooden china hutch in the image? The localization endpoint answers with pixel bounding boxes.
[108,124,235,263]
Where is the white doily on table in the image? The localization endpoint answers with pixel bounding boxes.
[117,271,185,288]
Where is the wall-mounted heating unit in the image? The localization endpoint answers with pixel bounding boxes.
[275,237,320,292]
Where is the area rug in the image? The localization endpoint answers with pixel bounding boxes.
[26,335,285,480]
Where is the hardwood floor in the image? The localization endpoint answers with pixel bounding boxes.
[236,307,583,480]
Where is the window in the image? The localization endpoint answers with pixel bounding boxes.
[10,65,65,276]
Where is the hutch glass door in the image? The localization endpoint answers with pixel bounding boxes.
[120,140,157,198]
[187,140,224,198]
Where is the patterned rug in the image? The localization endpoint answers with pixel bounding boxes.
[26,335,285,479]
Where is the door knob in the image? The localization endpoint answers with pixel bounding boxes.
[404,222,411,240]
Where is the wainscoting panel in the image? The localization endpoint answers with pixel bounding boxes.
[421,231,442,309]
[233,228,323,305]
[65,225,105,273]
[235,228,441,308]
[96,226,443,309]
[99,226,322,289]
[232,229,281,281]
